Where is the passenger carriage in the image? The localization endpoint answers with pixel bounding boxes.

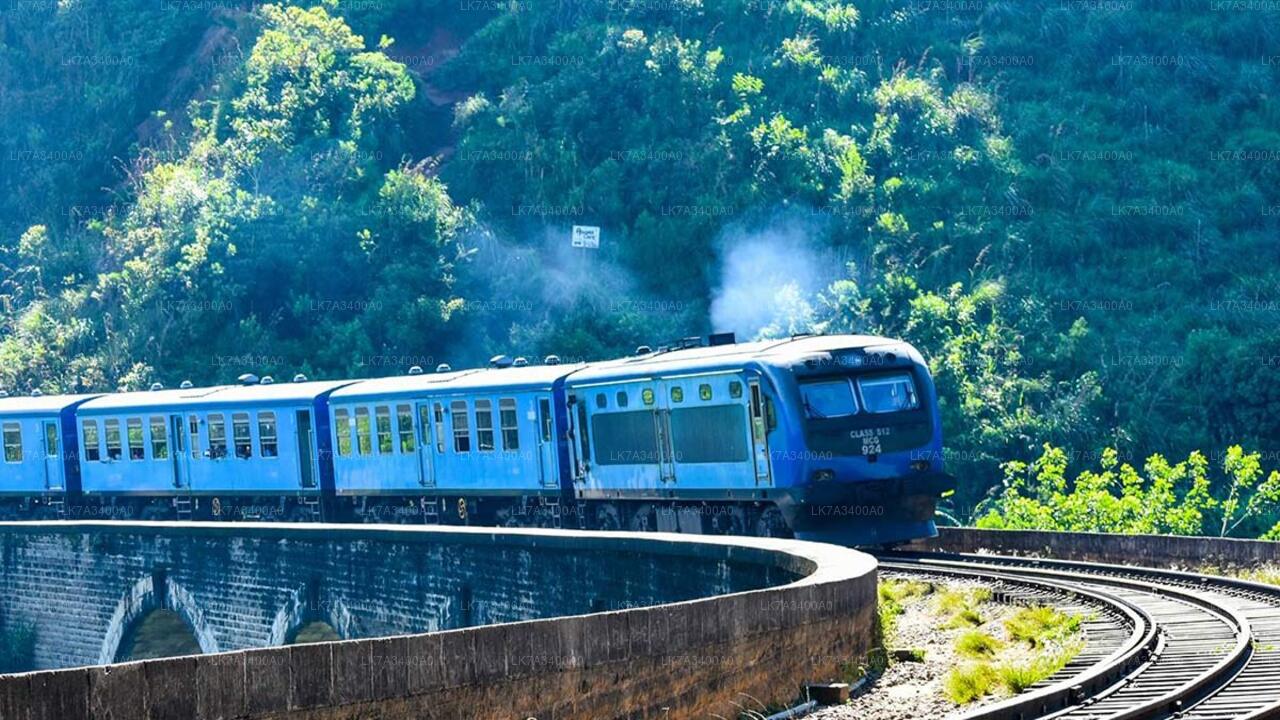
[0,392,101,518]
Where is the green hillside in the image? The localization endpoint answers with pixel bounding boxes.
[2,0,1278,522]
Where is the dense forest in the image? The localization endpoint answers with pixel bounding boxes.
[2,0,1278,527]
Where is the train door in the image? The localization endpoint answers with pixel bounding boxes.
[42,421,63,491]
[415,402,436,487]
[536,396,557,488]
[169,415,190,489]
[296,410,316,488]
[653,380,678,486]
[748,379,773,485]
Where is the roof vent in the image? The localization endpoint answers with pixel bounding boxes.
[31,389,43,397]
[544,354,561,366]
[489,354,514,369]
[260,376,275,385]
[708,332,736,347]
[292,373,308,383]
[0,389,8,398]
[513,357,529,367]
[635,345,652,355]
[237,373,260,386]
[150,382,164,391]
[436,363,452,373]
[180,380,194,389]
[408,365,424,375]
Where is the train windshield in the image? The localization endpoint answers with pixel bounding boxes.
[800,379,858,418]
[857,373,919,413]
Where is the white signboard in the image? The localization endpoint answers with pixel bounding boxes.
[571,225,601,249]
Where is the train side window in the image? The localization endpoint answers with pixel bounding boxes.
[375,406,393,454]
[642,388,655,406]
[150,416,168,460]
[2,422,21,463]
[83,420,101,462]
[126,418,145,460]
[258,412,278,458]
[595,393,606,409]
[729,381,743,399]
[475,399,495,452]
[699,383,712,401]
[499,398,519,451]
[105,419,123,461]
[616,391,628,408]
[207,414,226,459]
[433,403,446,453]
[354,407,372,455]
[232,412,252,459]
[538,398,552,442]
[670,386,684,403]
[189,415,200,459]
[397,405,416,453]
[451,401,471,453]
[334,408,352,456]
[576,401,591,464]
[45,423,59,458]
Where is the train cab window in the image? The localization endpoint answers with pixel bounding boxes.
[45,423,59,458]
[126,418,145,460]
[258,412,278,458]
[354,408,372,455]
[375,406,393,454]
[451,401,471,453]
[538,398,553,442]
[2,422,21,463]
[799,379,858,419]
[595,393,606,409]
[104,419,122,460]
[397,405,416,453]
[232,413,252,459]
[699,383,712,401]
[433,403,446,453]
[616,391,628,408]
[857,373,920,414]
[207,414,227,459]
[334,409,352,456]
[150,416,168,460]
[729,381,743,399]
[499,398,519,451]
[83,420,100,462]
[189,415,200,459]
[475,400,495,452]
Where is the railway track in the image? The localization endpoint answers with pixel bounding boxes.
[876,551,1280,720]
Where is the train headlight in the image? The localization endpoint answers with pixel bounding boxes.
[811,469,835,483]
[910,460,930,472]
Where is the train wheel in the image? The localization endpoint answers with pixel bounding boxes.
[711,506,746,536]
[594,504,621,531]
[753,507,788,538]
[629,504,656,532]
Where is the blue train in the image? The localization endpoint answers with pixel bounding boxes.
[0,334,952,545]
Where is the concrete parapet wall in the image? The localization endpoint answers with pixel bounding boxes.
[0,523,876,720]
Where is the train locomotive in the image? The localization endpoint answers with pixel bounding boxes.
[0,333,953,546]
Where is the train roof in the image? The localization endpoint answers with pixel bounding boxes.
[331,364,587,401]
[0,393,102,417]
[78,380,353,414]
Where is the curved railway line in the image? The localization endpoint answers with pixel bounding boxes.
[876,551,1280,720]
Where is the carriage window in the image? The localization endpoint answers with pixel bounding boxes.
[207,414,226,459]
[595,393,607,409]
[397,405,416,453]
[670,405,750,464]
[334,408,352,456]
[576,401,591,463]
[499,398,519,451]
[699,383,712,401]
[616,391,628,408]
[539,398,553,442]
[258,412,278,457]
[126,418,145,460]
[45,423,59,458]
[232,413,252,459]
[355,407,372,455]
[189,415,200,459]
[150,416,168,460]
[375,406,393,454]
[670,386,684,403]
[475,399,495,452]
[2,422,21,463]
[434,403,446,453]
[451,401,471,453]
[642,388,655,406]
[83,420,100,462]
[857,373,920,414]
[592,411,658,465]
[729,381,743,399]
[800,379,858,418]
[104,419,122,460]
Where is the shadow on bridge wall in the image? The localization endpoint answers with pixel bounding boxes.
[0,522,876,720]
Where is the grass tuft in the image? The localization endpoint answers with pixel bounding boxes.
[945,662,998,704]
[1004,606,1081,647]
[956,630,1002,658]
[997,640,1083,692]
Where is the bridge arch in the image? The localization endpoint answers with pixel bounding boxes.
[268,577,358,646]
[98,570,220,665]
